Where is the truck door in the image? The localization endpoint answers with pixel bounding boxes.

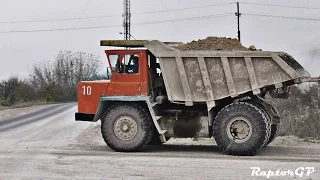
[114,53,142,96]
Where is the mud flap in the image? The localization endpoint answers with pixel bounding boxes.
[93,101,108,122]
[257,95,280,124]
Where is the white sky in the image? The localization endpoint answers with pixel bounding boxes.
[0,0,320,80]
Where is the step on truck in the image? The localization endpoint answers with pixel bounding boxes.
[75,40,310,156]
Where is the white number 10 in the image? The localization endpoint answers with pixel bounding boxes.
[82,86,92,96]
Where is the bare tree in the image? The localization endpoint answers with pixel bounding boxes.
[30,51,102,101]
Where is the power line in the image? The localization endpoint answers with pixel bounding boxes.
[137,13,233,23]
[0,24,121,33]
[241,2,320,10]
[0,15,120,24]
[0,13,232,34]
[243,13,320,21]
[64,0,92,46]
[160,0,181,39]
[290,36,320,51]
[0,2,235,24]
[242,11,320,55]
[242,11,320,52]
[135,2,235,15]
[294,43,320,56]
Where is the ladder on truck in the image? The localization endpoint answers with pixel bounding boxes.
[146,99,167,143]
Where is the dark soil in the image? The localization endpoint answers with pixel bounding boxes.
[175,36,249,51]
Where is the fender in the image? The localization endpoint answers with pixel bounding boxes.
[92,96,149,122]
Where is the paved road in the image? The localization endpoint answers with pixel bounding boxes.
[0,104,319,180]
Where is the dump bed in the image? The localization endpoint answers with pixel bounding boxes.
[101,40,311,105]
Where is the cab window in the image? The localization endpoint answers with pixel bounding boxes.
[108,54,139,74]
[125,55,139,74]
[108,55,120,72]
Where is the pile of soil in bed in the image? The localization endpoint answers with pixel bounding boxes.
[175,36,249,51]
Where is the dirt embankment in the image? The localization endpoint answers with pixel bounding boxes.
[175,36,249,51]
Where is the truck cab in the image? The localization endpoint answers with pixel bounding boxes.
[76,48,160,122]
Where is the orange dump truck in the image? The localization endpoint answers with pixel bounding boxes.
[75,40,310,155]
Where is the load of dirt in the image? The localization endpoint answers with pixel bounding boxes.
[175,36,249,51]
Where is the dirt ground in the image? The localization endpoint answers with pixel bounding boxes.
[1,105,320,179]
[74,123,320,179]
[78,122,320,148]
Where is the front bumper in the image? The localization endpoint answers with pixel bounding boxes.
[75,113,95,122]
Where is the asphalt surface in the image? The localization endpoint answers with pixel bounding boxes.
[0,103,319,180]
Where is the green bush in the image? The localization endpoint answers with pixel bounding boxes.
[0,99,12,106]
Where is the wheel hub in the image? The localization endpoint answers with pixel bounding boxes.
[226,117,252,143]
[114,116,138,140]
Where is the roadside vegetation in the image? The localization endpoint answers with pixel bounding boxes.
[0,51,109,108]
[276,84,320,139]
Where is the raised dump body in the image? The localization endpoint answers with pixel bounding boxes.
[143,40,310,106]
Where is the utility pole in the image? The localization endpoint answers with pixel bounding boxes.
[235,2,241,42]
[123,0,131,40]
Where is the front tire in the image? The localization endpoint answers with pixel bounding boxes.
[101,103,153,152]
[213,102,270,156]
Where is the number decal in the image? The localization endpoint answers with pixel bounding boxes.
[82,86,92,96]
[87,86,92,95]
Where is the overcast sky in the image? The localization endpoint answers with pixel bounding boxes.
[1,0,320,80]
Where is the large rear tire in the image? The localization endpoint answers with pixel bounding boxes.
[266,124,279,145]
[256,104,278,146]
[213,102,270,156]
[101,103,153,152]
